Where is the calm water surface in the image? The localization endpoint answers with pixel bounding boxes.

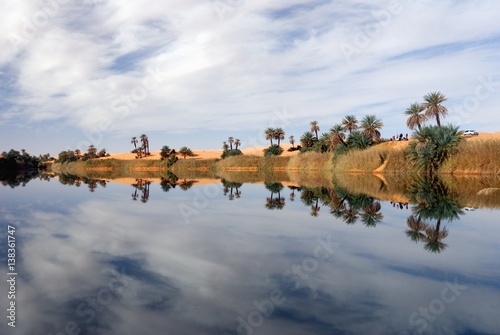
[0,175,499,335]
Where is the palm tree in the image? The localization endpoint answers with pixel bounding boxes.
[360,114,383,142]
[300,131,316,147]
[131,137,138,150]
[265,127,275,145]
[289,135,295,148]
[422,92,448,127]
[342,115,358,134]
[228,137,234,150]
[179,146,193,159]
[234,139,241,150]
[405,102,428,131]
[310,121,320,139]
[330,124,347,147]
[274,128,285,146]
[140,134,149,155]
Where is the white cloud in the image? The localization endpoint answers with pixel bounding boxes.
[1,0,500,151]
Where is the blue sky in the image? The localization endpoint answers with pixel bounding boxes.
[1,0,500,155]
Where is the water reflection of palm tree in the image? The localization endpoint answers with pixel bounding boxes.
[288,186,300,202]
[222,179,243,200]
[406,175,463,253]
[131,179,151,203]
[310,198,320,217]
[360,201,383,227]
[424,221,449,253]
[405,215,428,243]
[160,172,178,192]
[179,179,195,191]
[265,182,285,210]
[342,207,358,224]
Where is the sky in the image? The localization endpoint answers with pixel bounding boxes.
[1,0,500,155]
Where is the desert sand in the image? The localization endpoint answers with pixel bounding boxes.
[105,132,500,161]
[104,143,300,161]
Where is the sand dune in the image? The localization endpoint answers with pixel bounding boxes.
[105,144,300,161]
[103,132,499,161]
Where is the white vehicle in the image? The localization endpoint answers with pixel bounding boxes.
[463,129,478,136]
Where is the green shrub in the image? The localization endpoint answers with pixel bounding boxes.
[263,145,284,156]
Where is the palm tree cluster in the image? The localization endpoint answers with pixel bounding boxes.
[56,145,108,163]
[299,115,382,154]
[131,134,150,159]
[264,182,285,210]
[222,179,242,200]
[0,149,43,170]
[221,137,243,159]
[404,91,449,130]
[264,127,285,146]
[405,175,463,253]
[131,179,151,203]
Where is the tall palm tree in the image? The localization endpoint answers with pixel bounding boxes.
[360,115,383,142]
[289,135,295,148]
[405,102,428,131]
[234,139,241,150]
[310,121,320,139]
[140,134,149,155]
[274,128,285,146]
[342,115,358,134]
[131,137,138,150]
[228,137,234,150]
[422,92,448,128]
[265,127,275,145]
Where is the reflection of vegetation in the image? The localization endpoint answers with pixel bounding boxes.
[160,172,178,192]
[0,171,50,188]
[265,182,285,210]
[222,179,242,200]
[1,149,46,170]
[131,179,151,203]
[405,175,464,253]
[288,186,300,202]
[58,174,108,192]
[179,179,195,191]
[297,185,384,225]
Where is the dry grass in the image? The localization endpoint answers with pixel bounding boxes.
[333,143,412,174]
[441,139,500,175]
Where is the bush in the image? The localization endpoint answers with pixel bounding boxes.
[300,146,313,153]
[221,149,243,159]
[263,144,284,156]
[408,125,463,174]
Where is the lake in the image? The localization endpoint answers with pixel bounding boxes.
[1,173,499,335]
